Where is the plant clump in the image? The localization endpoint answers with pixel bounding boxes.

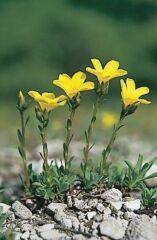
[16,58,157,208]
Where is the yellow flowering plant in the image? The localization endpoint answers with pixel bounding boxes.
[53,71,94,169]
[28,91,66,170]
[16,58,155,201]
[78,59,127,190]
[17,91,30,190]
[83,58,127,162]
[80,59,127,183]
[102,78,151,171]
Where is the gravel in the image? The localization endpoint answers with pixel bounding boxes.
[2,186,157,240]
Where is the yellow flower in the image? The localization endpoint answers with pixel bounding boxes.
[28,91,66,112]
[53,71,94,99]
[101,112,118,128]
[120,78,151,107]
[86,58,127,84]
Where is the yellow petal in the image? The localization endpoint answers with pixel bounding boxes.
[53,79,73,98]
[53,74,71,86]
[91,58,103,71]
[72,71,86,84]
[42,92,55,99]
[53,95,67,103]
[49,100,66,111]
[28,91,41,100]
[120,79,127,98]
[117,69,128,75]
[111,69,127,79]
[123,98,138,107]
[126,78,136,92]
[104,60,119,74]
[61,73,71,79]
[86,67,97,75]
[57,100,66,106]
[135,87,150,98]
[139,99,151,105]
[81,81,95,91]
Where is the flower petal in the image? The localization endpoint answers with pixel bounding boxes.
[126,78,136,92]
[91,58,103,71]
[80,81,95,91]
[135,87,150,98]
[42,92,55,99]
[139,98,151,105]
[86,67,97,75]
[120,79,127,98]
[53,95,67,103]
[72,71,86,84]
[53,75,73,97]
[61,73,71,79]
[113,69,127,78]
[104,60,119,74]
[28,91,41,100]
[49,100,66,111]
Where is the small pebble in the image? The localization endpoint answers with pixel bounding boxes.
[12,201,32,220]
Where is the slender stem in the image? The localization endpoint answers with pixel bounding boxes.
[20,111,30,188]
[83,95,101,164]
[40,123,49,171]
[35,108,50,171]
[102,114,125,169]
[66,108,75,144]
[64,106,75,168]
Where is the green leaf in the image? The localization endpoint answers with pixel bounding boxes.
[124,160,133,172]
[18,145,25,159]
[135,155,143,173]
[144,172,157,180]
[17,129,23,145]
[32,182,43,187]
[60,182,69,193]
[25,115,30,126]
[63,143,68,156]
[85,131,88,142]
[141,157,157,175]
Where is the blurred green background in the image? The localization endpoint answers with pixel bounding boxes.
[0,0,157,148]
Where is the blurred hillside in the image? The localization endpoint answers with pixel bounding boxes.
[0,0,157,100]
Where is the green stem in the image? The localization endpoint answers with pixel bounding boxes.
[35,108,50,171]
[64,106,75,169]
[102,114,125,170]
[20,111,30,188]
[40,123,49,171]
[83,96,101,164]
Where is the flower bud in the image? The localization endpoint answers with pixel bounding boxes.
[17,91,27,111]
